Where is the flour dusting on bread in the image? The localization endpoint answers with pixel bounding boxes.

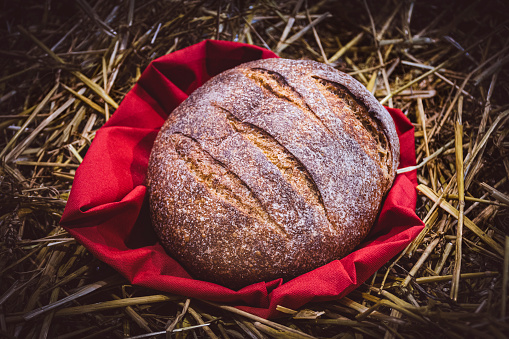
[147,58,400,289]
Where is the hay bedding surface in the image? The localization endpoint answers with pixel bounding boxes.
[1,0,508,338]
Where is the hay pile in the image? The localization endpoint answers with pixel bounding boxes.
[1,0,508,338]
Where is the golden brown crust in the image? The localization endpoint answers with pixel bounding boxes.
[147,58,400,289]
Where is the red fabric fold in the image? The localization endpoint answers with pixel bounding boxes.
[61,40,424,319]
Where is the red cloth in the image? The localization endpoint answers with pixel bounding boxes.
[61,40,424,319]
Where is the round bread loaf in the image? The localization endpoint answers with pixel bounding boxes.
[147,58,400,289]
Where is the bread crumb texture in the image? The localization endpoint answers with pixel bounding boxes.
[147,58,400,289]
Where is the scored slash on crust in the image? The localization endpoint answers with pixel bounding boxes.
[216,103,329,223]
[170,132,287,236]
[245,67,338,141]
[312,76,393,188]
[245,67,393,189]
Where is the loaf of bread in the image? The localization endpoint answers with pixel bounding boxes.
[147,58,400,289]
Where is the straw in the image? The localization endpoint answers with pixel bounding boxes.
[2,1,508,337]
[450,95,465,301]
[417,185,504,256]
